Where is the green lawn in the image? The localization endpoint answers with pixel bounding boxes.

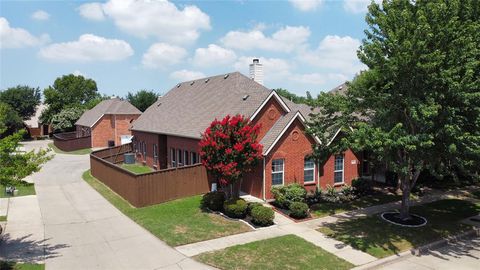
[318,199,480,258]
[311,192,402,218]
[48,142,92,155]
[0,216,6,221]
[0,183,36,198]
[120,163,153,174]
[83,170,251,246]
[0,261,44,270]
[195,234,353,270]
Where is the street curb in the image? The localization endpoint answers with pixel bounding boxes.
[351,228,480,270]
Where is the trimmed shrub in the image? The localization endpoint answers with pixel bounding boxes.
[306,188,322,205]
[271,183,307,209]
[352,178,373,195]
[201,191,225,211]
[339,185,356,202]
[247,202,263,215]
[322,185,340,203]
[251,206,275,226]
[223,198,248,218]
[289,201,309,219]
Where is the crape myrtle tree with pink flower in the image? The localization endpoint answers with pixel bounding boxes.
[199,115,263,199]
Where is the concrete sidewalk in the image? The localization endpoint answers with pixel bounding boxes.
[0,195,45,264]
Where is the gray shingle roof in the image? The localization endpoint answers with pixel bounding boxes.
[329,82,348,95]
[259,112,299,154]
[75,98,141,127]
[131,72,273,139]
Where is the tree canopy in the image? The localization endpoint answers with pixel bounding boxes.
[41,74,99,124]
[126,90,159,112]
[51,106,86,132]
[199,115,263,199]
[0,85,41,120]
[0,102,23,137]
[308,0,480,219]
[275,88,313,105]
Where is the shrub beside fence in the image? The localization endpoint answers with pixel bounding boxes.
[90,144,211,207]
[53,131,91,152]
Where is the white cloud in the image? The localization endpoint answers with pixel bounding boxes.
[289,0,323,12]
[39,34,133,62]
[78,3,105,21]
[142,43,187,69]
[291,72,348,86]
[221,25,310,52]
[193,44,237,67]
[343,0,381,14]
[0,17,50,49]
[32,10,50,21]
[79,0,210,44]
[170,69,206,81]
[72,70,86,77]
[298,35,364,73]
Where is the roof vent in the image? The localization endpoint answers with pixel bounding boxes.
[242,94,250,101]
[176,83,181,88]
[205,78,210,83]
[190,81,195,86]
[157,102,161,107]
[338,86,343,90]
[224,74,229,79]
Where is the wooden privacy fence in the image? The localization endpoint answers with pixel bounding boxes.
[53,131,91,152]
[90,145,211,207]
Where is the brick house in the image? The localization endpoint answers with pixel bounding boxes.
[131,72,366,200]
[75,98,141,148]
[25,103,52,138]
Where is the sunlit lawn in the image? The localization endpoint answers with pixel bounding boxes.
[196,234,353,270]
[0,183,36,198]
[48,142,92,155]
[0,261,44,270]
[83,170,250,246]
[318,199,480,258]
[120,163,153,174]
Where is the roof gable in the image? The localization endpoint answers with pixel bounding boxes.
[75,98,141,127]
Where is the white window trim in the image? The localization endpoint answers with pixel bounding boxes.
[142,142,146,161]
[271,159,285,186]
[190,152,198,164]
[334,154,345,184]
[177,149,183,166]
[304,159,315,183]
[171,148,176,167]
[153,144,158,164]
[184,150,189,166]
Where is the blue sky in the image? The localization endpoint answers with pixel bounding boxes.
[0,0,373,97]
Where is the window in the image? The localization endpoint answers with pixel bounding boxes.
[142,142,146,161]
[184,150,189,165]
[304,158,315,183]
[153,144,158,165]
[177,149,183,166]
[191,152,198,164]
[171,148,176,167]
[133,140,137,153]
[271,159,284,186]
[334,154,344,183]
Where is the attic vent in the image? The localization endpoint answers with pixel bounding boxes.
[176,83,181,88]
[242,94,250,101]
[190,81,195,86]
[224,74,229,79]
[338,86,343,90]
[157,102,161,107]
[205,78,210,83]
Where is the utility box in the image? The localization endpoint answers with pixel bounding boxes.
[124,153,135,164]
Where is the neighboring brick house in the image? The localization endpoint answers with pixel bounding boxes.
[131,72,365,200]
[75,98,141,148]
[24,103,52,138]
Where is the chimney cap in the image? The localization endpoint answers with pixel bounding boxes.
[253,58,260,64]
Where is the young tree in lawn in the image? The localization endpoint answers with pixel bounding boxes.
[199,115,263,199]
[0,131,51,186]
[309,0,480,220]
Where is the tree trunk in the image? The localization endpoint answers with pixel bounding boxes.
[231,178,242,199]
[399,175,411,220]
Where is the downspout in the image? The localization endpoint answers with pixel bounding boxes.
[262,156,266,201]
[114,114,117,145]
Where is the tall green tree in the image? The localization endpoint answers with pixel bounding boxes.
[126,90,159,112]
[275,88,313,105]
[41,74,99,124]
[0,131,51,186]
[0,102,24,137]
[0,85,41,119]
[309,0,480,220]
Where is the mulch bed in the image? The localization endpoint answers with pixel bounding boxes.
[381,212,427,227]
[268,203,314,223]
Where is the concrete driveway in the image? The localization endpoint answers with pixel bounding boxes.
[13,140,212,270]
[377,238,480,270]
